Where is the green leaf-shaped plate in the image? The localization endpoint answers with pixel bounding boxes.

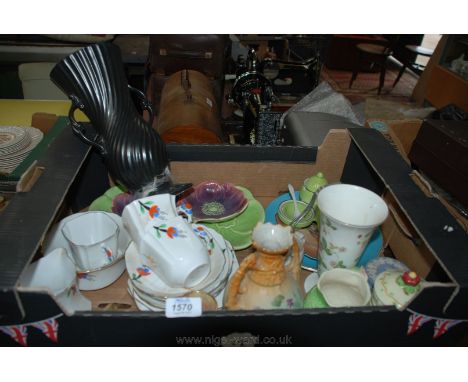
[88,186,126,212]
[203,186,265,250]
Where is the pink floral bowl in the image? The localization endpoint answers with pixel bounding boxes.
[180,181,248,223]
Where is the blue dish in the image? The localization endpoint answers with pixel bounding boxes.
[265,192,383,270]
[364,257,409,288]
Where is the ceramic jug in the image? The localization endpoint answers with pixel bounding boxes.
[299,172,328,225]
[50,42,188,195]
[224,223,304,310]
[299,172,328,204]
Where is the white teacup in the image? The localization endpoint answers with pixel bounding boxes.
[122,193,177,245]
[139,215,211,288]
[317,268,371,307]
[18,248,91,314]
[61,211,120,270]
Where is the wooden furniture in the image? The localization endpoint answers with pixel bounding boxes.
[349,42,395,95]
[412,35,468,110]
[393,45,434,87]
[426,65,468,111]
[325,35,388,71]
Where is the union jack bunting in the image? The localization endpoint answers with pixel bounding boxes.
[0,314,62,346]
[31,317,59,343]
[433,319,463,339]
[0,325,28,346]
[407,313,433,335]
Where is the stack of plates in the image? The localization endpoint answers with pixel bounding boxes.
[125,224,239,311]
[0,126,43,175]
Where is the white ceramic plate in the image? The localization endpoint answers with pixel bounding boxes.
[127,255,239,311]
[0,126,28,150]
[0,128,43,174]
[0,127,42,158]
[126,225,236,298]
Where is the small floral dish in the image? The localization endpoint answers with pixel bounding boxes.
[180,181,248,223]
[203,186,265,250]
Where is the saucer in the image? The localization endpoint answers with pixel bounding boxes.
[128,279,228,311]
[266,193,384,269]
[125,225,236,298]
[76,249,126,291]
[127,243,239,311]
[364,257,410,288]
[203,186,265,250]
[43,212,131,261]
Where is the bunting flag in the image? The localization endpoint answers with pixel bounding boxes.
[433,319,463,339]
[0,325,28,346]
[31,317,59,343]
[406,308,466,339]
[407,313,433,335]
[0,314,62,346]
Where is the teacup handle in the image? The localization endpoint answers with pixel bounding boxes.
[180,210,192,223]
[177,202,193,223]
[225,253,257,309]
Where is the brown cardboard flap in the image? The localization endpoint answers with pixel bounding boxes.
[386,120,423,164]
[171,129,351,206]
[382,191,436,278]
[16,163,44,192]
[31,112,59,135]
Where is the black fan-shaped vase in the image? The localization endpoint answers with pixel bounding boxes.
[50,42,171,194]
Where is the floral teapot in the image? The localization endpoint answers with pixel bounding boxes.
[224,223,304,310]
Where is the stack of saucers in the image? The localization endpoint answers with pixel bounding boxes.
[0,126,43,174]
[123,194,239,311]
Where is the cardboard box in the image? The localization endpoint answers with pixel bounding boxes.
[385,120,468,232]
[409,119,468,209]
[0,117,467,346]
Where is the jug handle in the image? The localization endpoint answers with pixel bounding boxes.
[225,253,257,309]
[286,238,301,282]
[68,95,106,154]
[128,85,155,126]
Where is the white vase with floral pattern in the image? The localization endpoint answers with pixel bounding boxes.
[316,184,388,274]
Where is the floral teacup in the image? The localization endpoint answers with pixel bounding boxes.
[122,193,178,245]
[139,215,211,288]
[61,211,120,270]
[18,248,91,314]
